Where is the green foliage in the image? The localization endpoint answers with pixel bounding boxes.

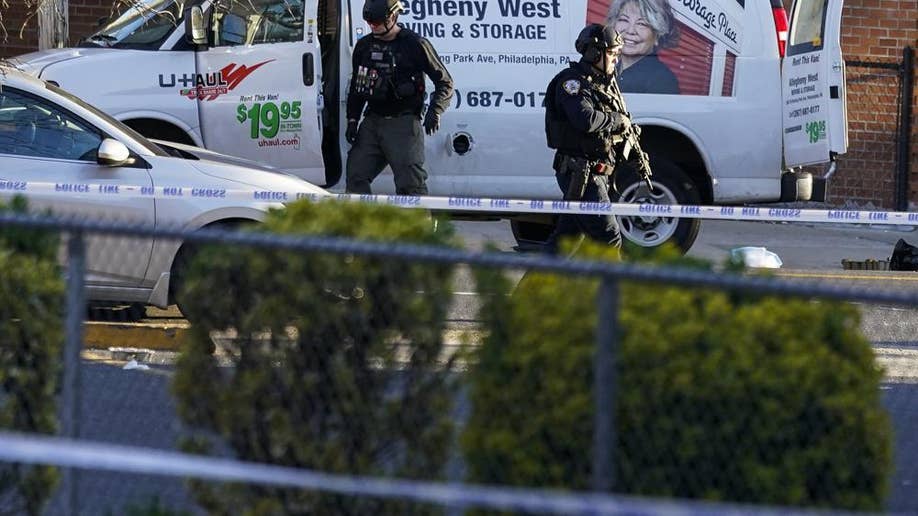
[463,241,891,511]
[173,200,460,515]
[0,197,64,516]
[0,195,58,260]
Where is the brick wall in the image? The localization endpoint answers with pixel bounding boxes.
[0,0,113,58]
[0,3,40,57]
[832,0,918,209]
[1,1,916,208]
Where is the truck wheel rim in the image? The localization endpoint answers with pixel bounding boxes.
[616,181,680,247]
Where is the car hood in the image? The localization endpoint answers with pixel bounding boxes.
[9,48,89,77]
[151,139,327,195]
[151,139,283,172]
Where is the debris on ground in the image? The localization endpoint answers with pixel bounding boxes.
[730,246,783,268]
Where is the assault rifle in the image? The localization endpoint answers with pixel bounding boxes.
[597,78,654,192]
[621,124,654,192]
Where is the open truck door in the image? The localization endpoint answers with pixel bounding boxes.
[192,0,325,184]
[782,0,848,168]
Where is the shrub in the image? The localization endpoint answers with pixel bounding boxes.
[173,200,460,515]
[463,241,891,511]
[0,195,57,260]
[0,196,63,515]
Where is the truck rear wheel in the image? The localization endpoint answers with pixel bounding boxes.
[612,157,701,252]
[509,158,702,253]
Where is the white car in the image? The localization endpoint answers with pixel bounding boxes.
[0,64,326,310]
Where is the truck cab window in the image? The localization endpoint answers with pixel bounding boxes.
[211,0,305,47]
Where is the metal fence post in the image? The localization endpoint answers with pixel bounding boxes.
[896,46,914,211]
[592,276,619,492]
[60,231,86,516]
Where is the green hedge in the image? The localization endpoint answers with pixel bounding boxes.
[0,196,63,516]
[173,200,459,515]
[463,241,891,511]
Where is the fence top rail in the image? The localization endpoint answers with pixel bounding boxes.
[2,211,918,307]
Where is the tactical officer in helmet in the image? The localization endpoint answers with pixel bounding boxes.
[345,0,454,195]
[544,23,632,253]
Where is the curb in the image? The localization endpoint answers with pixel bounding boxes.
[82,323,481,355]
[84,321,190,352]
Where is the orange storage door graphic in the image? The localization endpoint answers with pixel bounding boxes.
[587,0,611,23]
[658,21,714,95]
[722,51,737,96]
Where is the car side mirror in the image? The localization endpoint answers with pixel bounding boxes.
[185,5,207,46]
[97,138,131,166]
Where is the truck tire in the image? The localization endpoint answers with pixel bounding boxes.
[510,159,702,253]
[612,157,701,252]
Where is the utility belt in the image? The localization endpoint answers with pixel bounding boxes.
[554,152,614,201]
[366,110,419,120]
[553,153,614,176]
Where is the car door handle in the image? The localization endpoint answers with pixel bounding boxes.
[303,53,314,87]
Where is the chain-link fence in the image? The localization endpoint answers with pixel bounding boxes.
[1,202,918,515]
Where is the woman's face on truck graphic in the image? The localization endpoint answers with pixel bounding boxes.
[613,1,658,64]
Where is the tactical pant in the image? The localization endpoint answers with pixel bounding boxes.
[545,155,622,253]
[345,112,428,195]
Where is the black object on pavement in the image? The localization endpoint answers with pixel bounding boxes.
[889,238,918,271]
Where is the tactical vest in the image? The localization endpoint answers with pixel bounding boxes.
[353,36,426,105]
[544,69,616,160]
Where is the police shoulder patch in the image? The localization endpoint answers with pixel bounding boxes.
[562,79,581,95]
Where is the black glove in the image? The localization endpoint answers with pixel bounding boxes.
[610,112,631,132]
[423,109,440,135]
[346,119,359,144]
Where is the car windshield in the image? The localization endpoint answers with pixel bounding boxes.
[44,82,169,157]
[80,0,187,50]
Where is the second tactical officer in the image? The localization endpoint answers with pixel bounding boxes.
[544,23,632,253]
[345,0,454,195]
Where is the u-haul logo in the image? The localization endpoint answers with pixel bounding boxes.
[159,60,274,101]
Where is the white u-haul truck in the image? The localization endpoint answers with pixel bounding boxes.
[13,0,847,250]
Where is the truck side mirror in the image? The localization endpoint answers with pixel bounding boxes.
[185,5,207,45]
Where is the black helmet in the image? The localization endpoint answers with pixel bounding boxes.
[363,0,402,23]
[575,23,624,64]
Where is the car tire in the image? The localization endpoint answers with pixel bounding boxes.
[170,220,255,321]
[612,157,702,252]
[169,243,197,319]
